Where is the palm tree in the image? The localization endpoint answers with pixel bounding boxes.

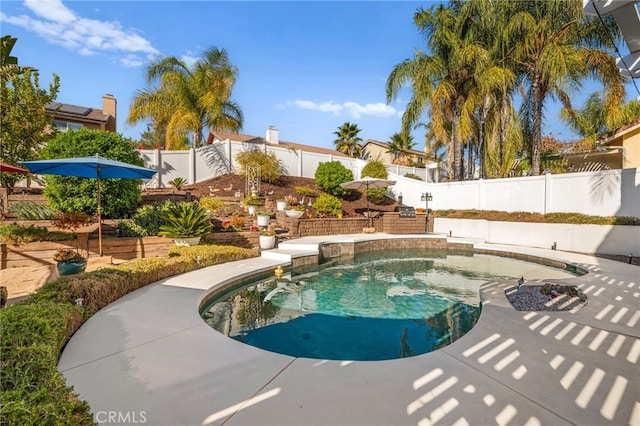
[127,47,243,149]
[387,3,498,181]
[333,122,363,158]
[386,131,417,165]
[503,1,625,175]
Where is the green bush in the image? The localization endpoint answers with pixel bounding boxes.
[168,177,187,190]
[235,149,284,183]
[158,202,213,238]
[38,128,145,219]
[435,209,639,225]
[198,196,225,214]
[404,173,423,181]
[361,160,389,204]
[116,201,175,237]
[312,193,343,217]
[314,161,353,196]
[7,201,56,220]
[0,223,75,244]
[1,244,258,425]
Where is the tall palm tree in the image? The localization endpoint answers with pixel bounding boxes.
[387,3,498,181]
[386,131,417,165]
[333,122,363,158]
[503,1,625,175]
[127,47,243,149]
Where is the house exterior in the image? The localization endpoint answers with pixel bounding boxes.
[46,94,117,133]
[208,126,350,158]
[361,139,425,165]
[597,118,640,169]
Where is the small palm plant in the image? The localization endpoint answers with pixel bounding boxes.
[169,177,188,190]
[158,202,212,238]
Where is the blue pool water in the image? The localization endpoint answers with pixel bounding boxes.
[201,250,577,360]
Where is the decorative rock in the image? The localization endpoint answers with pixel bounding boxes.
[505,283,587,312]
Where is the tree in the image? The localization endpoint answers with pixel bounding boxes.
[1,69,59,192]
[504,1,625,175]
[333,122,363,158]
[387,3,498,181]
[386,131,417,165]
[127,47,243,149]
[38,128,145,218]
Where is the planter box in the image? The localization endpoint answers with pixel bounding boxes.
[434,218,640,256]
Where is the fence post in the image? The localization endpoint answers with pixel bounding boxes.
[189,147,196,184]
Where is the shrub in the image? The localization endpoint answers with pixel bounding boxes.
[169,177,187,190]
[158,202,212,238]
[235,149,284,183]
[52,211,93,230]
[404,173,423,181]
[312,193,343,217]
[314,161,353,196]
[116,201,175,237]
[53,249,85,263]
[362,160,389,204]
[198,196,225,213]
[295,186,317,198]
[1,245,258,425]
[7,201,55,220]
[38,128,144,219]
[0,223,75,244]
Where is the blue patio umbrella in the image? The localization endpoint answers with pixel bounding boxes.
[21,154,156,255]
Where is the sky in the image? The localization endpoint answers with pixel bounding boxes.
[1,0,638,152]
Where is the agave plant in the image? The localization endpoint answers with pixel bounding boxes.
[168,177,188,190]
[158,202,212,238]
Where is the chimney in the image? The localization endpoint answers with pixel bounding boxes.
[102,94,117,132]
[102,94,116,118]
[266,126,279,144]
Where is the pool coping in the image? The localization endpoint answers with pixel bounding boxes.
[58,234,640,426]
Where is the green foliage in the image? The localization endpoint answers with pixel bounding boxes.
[314,161,353,196]
[116,201,175,237]
[53,249,85,263]
[362,160,389,204]
[1,244,257,424]
[7,201,55,220]
[198,196,225,213]
[1,68,60,192]
[312,193,343,217]
[435,209,639,225]
[0,223,75,244]
[244,195,263,206]
[295,186,317,197]
[0,302,94,425]
[158,202,213,238]
[127,47,243,148]
[333,122,363,158]
[38,128,145,219]
[169,177,187,190]
[235,149,284,183]
[404,173,423,181]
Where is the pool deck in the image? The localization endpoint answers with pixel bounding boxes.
[58,234,640,426]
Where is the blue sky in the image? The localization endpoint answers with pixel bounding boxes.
[1,0,638,151]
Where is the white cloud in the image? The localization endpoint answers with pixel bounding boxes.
[180,54,199,69]
[286,99,398,119]
[0,0,159,64]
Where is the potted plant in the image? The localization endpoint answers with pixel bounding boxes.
[256,210,273,227]
[259,230,276,250]
[54,248,87,276]
[244,195,262,216]
[284,203,305,218]
[159,202,212,246]
[276,197,288,211]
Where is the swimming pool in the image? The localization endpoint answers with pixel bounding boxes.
[201,249,579,360]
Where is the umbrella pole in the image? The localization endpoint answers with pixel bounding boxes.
[97,173,102,256]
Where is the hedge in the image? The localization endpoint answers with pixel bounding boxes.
[0,244,258,425]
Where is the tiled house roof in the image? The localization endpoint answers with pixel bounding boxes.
[209,129,350,157]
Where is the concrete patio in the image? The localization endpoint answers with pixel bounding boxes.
[58,234,639,426]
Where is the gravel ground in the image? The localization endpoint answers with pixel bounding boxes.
[505,284,588,312]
